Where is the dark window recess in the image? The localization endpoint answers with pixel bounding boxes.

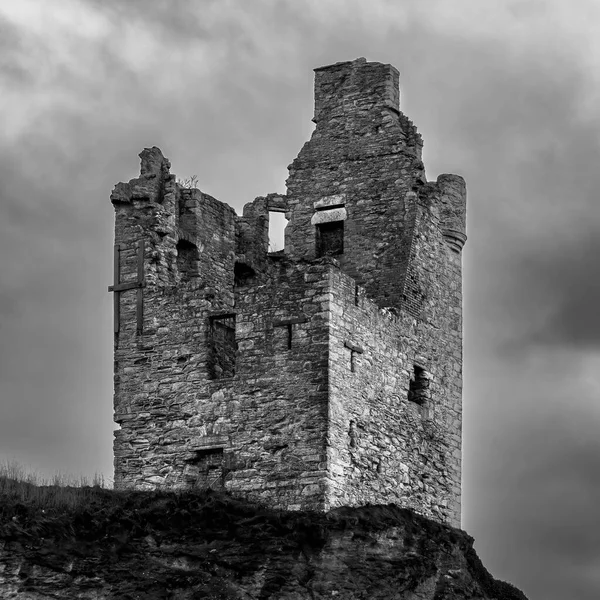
[177,239,199,280]
[408,365,430,406]
[185,448,225,490]
[234,262,256,286]
[208,315,237,379]
[273,323,292,351]
[316,221,344,257]
[348,420,357,448]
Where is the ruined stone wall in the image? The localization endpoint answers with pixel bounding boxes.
[113,259,332,510]
[111,154,334,509]
[110,58,467,526]
[111,149,237,489]
[324,199,463,526]
[225,260,332,509]
[285,58,426,312]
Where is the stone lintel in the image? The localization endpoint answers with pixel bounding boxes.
[266,195,287,212]
[185,436,229,457]
[311,207,347,225]
[208,310,236,319]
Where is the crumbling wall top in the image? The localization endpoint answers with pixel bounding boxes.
[313,57,400,123]
[139,146,171,177]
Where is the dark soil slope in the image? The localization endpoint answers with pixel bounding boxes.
[0,485,527,599]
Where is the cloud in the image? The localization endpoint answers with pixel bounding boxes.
[412,28,600,356]
[500,234,600,349]
[472,401,600,599]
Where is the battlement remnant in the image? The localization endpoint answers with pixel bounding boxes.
[109,59,466,527]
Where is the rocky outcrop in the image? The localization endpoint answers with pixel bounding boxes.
[0,486,526,599]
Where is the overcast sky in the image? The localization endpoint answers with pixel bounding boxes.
[2,1,600,598]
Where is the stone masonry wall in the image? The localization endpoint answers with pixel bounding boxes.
[110,58,466,527]
[111,149,237,490]
[285,58,426,312]
[324,194,463,526]
[111,153,334,510]
[227,259,332,509]
[112,258,333,510]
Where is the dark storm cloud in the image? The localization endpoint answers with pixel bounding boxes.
[0,15,36,88]
[412,33,600,356]
[500,234,600,349]
[474,406,600,599]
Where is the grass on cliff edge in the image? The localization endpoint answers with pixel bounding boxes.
[0,460,110,510]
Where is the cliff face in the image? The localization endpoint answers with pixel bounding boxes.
[0,487,526,600]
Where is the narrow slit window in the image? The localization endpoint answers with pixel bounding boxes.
[316,221,344,257]
[208,315,237,379]
[408,365,430,406]
[268,211,288,253]
[273,323,292,351]
[177,239,199,281]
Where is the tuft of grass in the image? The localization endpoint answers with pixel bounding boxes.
[0,459,112,511]
[177,174,199,189]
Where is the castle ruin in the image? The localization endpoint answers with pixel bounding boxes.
[109,58,466,527]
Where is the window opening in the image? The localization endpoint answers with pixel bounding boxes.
[268,211,288,253]
[185,448,224,490]
[273,323,293,351]
[234,262,255,286]
[348,420,357,448]
[316,221,344,257]
[177,239,199,281]
[408,365,430,406]
[208,314,236,379]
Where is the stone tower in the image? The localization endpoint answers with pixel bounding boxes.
[109,58,466,527]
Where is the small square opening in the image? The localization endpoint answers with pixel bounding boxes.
[185,448,224,490]
[316,221,344,257]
